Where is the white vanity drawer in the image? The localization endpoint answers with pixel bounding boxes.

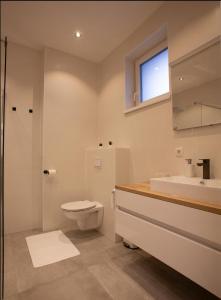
[115,208,221,298]
[115,189,221,247]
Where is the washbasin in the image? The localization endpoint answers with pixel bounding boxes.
[150,176,221,205]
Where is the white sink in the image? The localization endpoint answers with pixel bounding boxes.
[150,176,221,205]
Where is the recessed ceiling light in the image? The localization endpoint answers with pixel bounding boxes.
[154,67,159,71]
[74,31,81,38]
[179,77,183,81]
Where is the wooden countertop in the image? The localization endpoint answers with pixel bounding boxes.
[115,182,221,215]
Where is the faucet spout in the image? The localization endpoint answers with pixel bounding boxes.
[196,159,210,179]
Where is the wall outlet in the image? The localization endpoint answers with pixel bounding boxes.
[175,147,183,157]
[94,159,102,168]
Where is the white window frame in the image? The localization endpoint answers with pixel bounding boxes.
[134,40,170,108]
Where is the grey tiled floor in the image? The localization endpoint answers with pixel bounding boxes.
[4,229,218,300]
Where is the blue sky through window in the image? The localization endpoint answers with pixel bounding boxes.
[140,48,169,102]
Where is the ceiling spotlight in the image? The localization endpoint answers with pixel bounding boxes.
[74,31,81,38]
[179,77,183,81]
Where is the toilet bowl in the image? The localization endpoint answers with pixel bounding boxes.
[61,200,103,230]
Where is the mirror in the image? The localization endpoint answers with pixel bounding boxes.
[171,37,221,130]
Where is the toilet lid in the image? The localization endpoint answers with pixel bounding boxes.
[61,200,96,212]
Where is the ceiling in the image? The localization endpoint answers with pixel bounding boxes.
[1,1,163,63]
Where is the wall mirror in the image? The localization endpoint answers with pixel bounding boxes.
[171,37,221,130]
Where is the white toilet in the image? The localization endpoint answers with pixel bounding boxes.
[61,200,103,230]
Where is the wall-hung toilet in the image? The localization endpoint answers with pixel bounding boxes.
[61,200,103,230]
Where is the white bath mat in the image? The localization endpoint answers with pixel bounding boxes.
[26,230,80,268]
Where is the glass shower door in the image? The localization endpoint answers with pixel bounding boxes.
[0,37,7,300]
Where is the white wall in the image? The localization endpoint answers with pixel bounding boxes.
[4,42,43,234]
[4,44,99,234]
[42,48,98,231]
[4,1,221,235]
[97,1,221,182]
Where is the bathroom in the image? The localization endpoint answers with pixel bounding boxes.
[0,1,221,299]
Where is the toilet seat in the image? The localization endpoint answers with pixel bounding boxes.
[61,200,96,212]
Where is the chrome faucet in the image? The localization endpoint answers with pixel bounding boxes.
[197,159,210,179]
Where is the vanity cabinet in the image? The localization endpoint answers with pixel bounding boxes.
[115,189,221,298]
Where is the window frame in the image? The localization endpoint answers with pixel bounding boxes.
[134,40,170,108]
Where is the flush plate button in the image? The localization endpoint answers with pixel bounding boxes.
[175,147,183,157]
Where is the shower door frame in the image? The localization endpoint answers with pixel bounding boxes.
[0,36,7,300]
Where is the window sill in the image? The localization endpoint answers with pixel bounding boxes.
[124,92,170,114]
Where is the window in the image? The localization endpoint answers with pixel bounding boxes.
[133,42,170,110]
[140,48,169,102]
[124,27,169,113]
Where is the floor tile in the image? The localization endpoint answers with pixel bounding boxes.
[89,262,151,300]
[15,246,85,293]
[4,295,20,300]
[111,252,218,300]
[4,270,18,298]
[19,269,112,300]
[63,229,102,245]
[4,228,219,300]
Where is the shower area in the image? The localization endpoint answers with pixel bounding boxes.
[0,37,122,299]
[0,36,42,299]
[0,39,85,299]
